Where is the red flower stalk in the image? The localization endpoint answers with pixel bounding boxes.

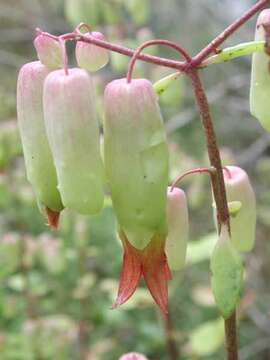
[113,231,171,314]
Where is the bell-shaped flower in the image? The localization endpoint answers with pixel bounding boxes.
[166,187,189,271]
[104,78,169,312]
[250,9,270,132]
[17,61,63,227]
[43,68,104,215]
[76,32,109,72]
[223,166,256,252]
[34,34,62,70]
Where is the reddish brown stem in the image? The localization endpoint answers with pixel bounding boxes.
[225,312,238,360]
[126,39,191,83]
[191,0,269,67]
[171,166,215,191]
[163,313,179,360]
[189,70,229,227]
[60,32,188,72]
[189,69,237,359]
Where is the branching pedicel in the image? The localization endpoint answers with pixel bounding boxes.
[16,1,270,359]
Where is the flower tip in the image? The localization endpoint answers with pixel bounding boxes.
[119,352,148,360]
[155,296,169,315]
[111,297,122,310]
[45,207,61,229]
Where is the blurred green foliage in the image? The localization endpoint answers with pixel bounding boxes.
[1,0,270,359]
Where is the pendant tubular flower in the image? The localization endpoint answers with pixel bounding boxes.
[76,31,109,72]
[223,166,256,252]
[166,187,189,271]
[104,78,169,250]
[104,78,170,312]
[43,68,104,215]
[16,61,63,221]
[250,9,270,132]
[34,34,62,70]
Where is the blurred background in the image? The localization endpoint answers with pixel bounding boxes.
[0,0,270,359]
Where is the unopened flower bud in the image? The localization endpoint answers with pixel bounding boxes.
[104,78,169,249]
[250,9,270,131]
[43,68,104,215]
[223,166,256,252]
[16,61,63,213]
[210,225,243,319]
[119,353,148,360]
[76,32,109,72]
[34,34,62,70]
[166,187,189,271]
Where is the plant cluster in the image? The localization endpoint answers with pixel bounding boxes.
[16,1,270,358]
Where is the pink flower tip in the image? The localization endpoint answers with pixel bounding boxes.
[119,353,148,360]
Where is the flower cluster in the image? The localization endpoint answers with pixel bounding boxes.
[16,10,263,317]
[17,28,191,314]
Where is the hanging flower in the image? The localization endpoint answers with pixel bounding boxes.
[223,166,256,252]
[166,186,189,271]
[250,9,270,132]
[104,78,169,312]
[17,61,63,227]
[43,68,104,215]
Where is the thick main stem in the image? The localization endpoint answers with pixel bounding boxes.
[189,69,237,360]
[189,70,229,227]
[225,312,238,360]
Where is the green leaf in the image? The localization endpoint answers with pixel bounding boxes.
[153,72,181,96]
[210,226,243,319]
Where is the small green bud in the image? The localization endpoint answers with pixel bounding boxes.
[76,32,109,72]
[43,68,104,215]
[34,34,62,70]
[210,225,243,319]
[228,201,242,218]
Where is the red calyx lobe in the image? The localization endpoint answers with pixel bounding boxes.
[45,207,60,229]
[113,231,171,314]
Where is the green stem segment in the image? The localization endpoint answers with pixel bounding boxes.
[202,40,265,67]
